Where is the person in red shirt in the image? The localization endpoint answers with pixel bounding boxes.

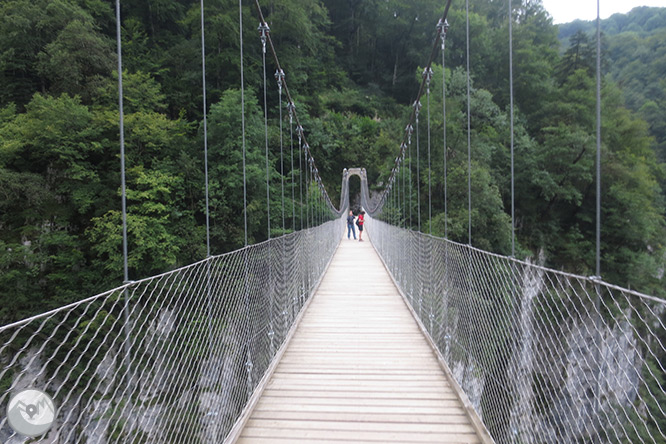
[357,210,365,242]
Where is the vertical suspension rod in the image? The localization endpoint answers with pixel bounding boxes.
[240,0,248,246]
[201,0,211,258]
[115,0,132,393]
[252,0,337,214]
[424,67,433,235]
[259,21,271,239]
[595,0,602,278]
[438,18,449,240]
[466,0,472,245]
[395,0,454,177]
[509,0,515,257]
[276,69,286,232]
[115,0,128,285]
[289,103,295,229]
[415,100,421,232]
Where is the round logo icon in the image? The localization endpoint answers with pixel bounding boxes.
[6,389,56,437]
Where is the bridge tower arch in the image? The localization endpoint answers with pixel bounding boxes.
[339,168,381,217]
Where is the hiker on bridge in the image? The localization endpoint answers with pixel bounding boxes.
[357,210,365,241]
[346,210,356,240]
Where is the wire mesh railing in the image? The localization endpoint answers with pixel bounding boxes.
[371,218,666,444]
[0,217,343,443]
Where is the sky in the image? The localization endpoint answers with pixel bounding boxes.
[540,0,666,24]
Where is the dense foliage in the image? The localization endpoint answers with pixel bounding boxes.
[559,7,666,186]
[0,0,664,325]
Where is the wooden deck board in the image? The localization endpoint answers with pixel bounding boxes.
[234,234,486,443]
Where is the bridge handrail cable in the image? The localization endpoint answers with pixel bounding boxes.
[371,217,666,443]
[0,220,344,442]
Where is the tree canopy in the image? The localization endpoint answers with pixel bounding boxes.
[0,0,664,326]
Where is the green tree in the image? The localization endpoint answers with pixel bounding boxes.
[36,18,114,101]
[0,0,114,107]
[206,88,285,249]
[556,30,596,81]
[87,167,183,278]
[0,94,105,323]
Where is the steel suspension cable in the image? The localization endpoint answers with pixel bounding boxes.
[415,100,422,232]
[397,156,401,226]
[438,19,449,239]
[276,69,286,232]
[201,0,211,258]
[408,125,413,228]
[305,147,310,228]
[298,126,303,228]
[116,0,129,283]
[200,5,215,433]
[402,146,406,227]
[465,0,472,245]
[394,162,397,224]
[307,150,312,228]
[289,102,295,229]
[424,67,433,235]
[595,0,602,278]
[115,0,128,285]
[595,8,603,428]
[239,0,248,247]
[252,0,338,217]
[115,0,132,392]
[378,0,452,221]
[258,21,276,369]
[509,0,515,258]
[319,174,324,225]
[437,19,450,365]
[238,0,253,398]
[259,21,271,239]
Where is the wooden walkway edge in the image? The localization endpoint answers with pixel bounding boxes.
[227,232,494,444]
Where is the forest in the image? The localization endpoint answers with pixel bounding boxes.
[0,0,664,325]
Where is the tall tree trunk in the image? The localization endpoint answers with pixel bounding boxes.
[392,52,399,88]
[148,2,155,37]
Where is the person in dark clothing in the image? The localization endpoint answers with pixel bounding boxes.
[346,210,356,240]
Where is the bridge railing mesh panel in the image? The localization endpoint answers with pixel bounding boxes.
[0,217,343,443]
[371,218,666,444]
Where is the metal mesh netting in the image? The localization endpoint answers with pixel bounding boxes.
[0,217,343,443]
[371,218,666,444]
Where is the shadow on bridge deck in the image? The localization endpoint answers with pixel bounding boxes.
[229,232,491,443]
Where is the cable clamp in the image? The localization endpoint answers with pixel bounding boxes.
[437,19,449,49]
[423,67,434,93]
[258,22,270,53]
[297,125,304,143]
[423,67,433,83]
[287,101,295,124]
[413,100,422,120]
[274,68,285,92]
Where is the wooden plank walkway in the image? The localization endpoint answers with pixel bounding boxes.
[233,234,488,444]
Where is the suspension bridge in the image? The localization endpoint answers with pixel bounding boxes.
[1,0,665,443]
